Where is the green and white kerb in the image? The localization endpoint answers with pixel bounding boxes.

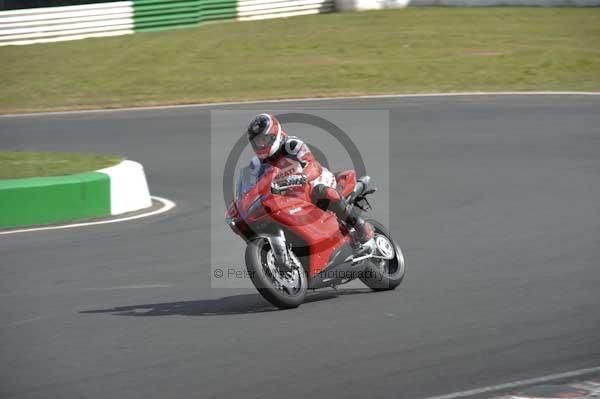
[0,160,151,229]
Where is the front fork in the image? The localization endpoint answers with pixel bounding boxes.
[266,229,292,272]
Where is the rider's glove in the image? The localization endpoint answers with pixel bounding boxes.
[285,174,308,186]
[272,174,308,193]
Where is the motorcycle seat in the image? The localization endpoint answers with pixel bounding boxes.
[335,170,357,198]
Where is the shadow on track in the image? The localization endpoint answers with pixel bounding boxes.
[79,288,373,317]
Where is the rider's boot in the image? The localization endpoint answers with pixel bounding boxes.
[350,218,376,258]
[313,184,376,258]
[341,202,375,257]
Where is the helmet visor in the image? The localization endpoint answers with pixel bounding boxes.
[251,134,276,151]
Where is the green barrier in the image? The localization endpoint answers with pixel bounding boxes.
[0,172,110,229]
[132,0,237,31]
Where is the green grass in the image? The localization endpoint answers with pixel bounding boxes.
[1,8,599,113]
[0,152,122,179]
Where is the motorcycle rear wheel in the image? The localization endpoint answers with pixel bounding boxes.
[245,238,308,309]
[359,220,405,291]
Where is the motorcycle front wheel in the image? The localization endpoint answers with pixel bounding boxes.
[359,219,406,291]
[245,238,308,309]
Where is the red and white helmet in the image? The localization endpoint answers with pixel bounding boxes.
[247,114,283,160]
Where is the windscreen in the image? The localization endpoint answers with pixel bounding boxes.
[235,163,272,200]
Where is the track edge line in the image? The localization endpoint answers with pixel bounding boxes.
[421,365,600,399]
[0,195,175,235]
[2,91,600,118]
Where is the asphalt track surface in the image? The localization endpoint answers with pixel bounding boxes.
[1,94,599,399]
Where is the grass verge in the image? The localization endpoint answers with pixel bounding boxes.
[0,152,122,179]
[1,7,599,114]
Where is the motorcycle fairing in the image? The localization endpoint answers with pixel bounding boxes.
[261,195,350,277]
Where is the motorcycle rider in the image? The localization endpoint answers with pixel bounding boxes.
[246,113,375,257]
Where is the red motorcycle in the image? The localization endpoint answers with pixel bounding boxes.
[226,164,405,309]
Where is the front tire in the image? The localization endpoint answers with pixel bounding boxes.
[245,238,308,309]
[359,220,405,291]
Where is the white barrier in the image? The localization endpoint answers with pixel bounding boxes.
[411,0,600,4]
[335,0,600,10]
[237,0,334,21]
[0,1,134,46]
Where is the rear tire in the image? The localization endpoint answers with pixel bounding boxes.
[359,220,405,291]
[245,238,308,309]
